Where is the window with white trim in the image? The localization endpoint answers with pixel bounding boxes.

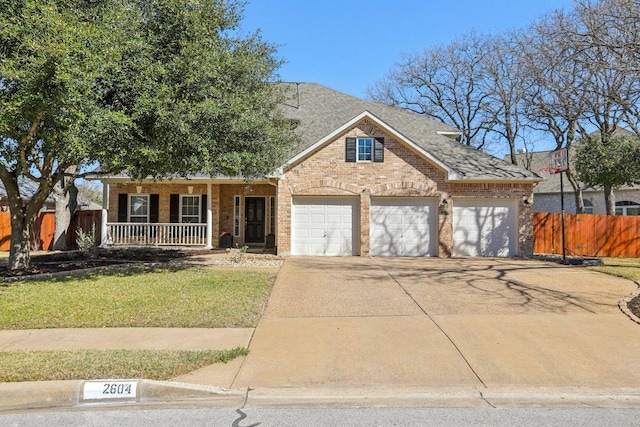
[129,195,149,223]
[345,137,384,162]
[234,196,241,236]
[181,195,200,223]
[357,138,373,161]
[616,201,640,216]
[583,199,594,214]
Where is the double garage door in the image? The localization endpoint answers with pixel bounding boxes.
[291,197,437,257]
[291,197,517,257]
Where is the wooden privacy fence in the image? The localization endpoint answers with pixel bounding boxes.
[0,210,102,251]
[534,212,640,258]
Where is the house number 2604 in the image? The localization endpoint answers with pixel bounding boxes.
[103,383,133,395]
[82,380,138,401]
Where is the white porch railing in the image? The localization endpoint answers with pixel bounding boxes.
[105,223,207,246]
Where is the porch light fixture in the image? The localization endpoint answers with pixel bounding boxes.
[136,185,142,194]
[187,186,194,194]
[523,197,532,207]
[440,198,448,207]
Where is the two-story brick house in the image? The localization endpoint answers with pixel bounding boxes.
[96,83,541,257]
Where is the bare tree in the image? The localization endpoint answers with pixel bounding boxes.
[571,0,640,213]
[368,32,495,149]
[483,34,528,165]
[517,10,592,213]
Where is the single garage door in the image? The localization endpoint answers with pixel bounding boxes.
[370,198,437,256]
[453,199,517,257]
[291,197,358,256]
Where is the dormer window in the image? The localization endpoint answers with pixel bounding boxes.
[345,137,384,163]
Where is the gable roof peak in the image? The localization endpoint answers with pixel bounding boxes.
[280,82,541,183]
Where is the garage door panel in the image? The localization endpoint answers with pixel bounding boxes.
[453,200,517,257]
[370,198,437,257]
[292,198,358,256]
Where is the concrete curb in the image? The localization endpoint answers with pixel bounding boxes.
[3,381,640,412]
[244,387,640,408]
[618,281,640,325]
[0,380,245,412]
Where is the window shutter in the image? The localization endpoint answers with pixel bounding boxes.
[118,194,128,222]
[200,194,207,223]
[345,137,357,162]
[373,137,385,162]
[169,194,180,223]
[149,194,159,223]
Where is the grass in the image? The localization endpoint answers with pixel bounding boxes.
[0,267,274,329]
[588,257,640,282]
[0,347,249,382]
[0,263,268,382]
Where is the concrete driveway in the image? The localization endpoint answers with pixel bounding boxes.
[232,257,640,390]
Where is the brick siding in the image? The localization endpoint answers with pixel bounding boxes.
[108,182,276,247]
[278,118,535,256]
[106,118,535,256]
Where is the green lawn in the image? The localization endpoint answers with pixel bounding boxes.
[588,257,640,282]
[0,266,275,329]
[0,265,273,381]
[0,347,248,382]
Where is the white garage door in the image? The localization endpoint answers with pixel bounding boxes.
[453,199,517,257]
[292,197,358,256]
[370,198,437,256]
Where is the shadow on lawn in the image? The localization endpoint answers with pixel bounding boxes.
[0,247,210,283]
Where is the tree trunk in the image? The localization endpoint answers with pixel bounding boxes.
[52,177,78,251]
[604,185,615,215]
[509,142,518,165]
[565,168,585,214]
[8,212,32,271]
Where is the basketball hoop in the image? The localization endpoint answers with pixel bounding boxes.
[549,148,568,173]
[548,147,569,264]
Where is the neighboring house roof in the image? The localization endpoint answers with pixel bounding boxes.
[515,145,640,194]
[0,176,97,208]
[0,176,55,204]
[281,83,540,182]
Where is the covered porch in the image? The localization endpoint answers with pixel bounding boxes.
[99,178,278,250]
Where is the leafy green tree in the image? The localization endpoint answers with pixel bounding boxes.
[575,135,640,214]
[0,0,296,270]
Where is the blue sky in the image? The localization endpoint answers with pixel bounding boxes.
[242,0,575,98]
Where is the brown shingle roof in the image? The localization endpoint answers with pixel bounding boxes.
[281,83,541,182]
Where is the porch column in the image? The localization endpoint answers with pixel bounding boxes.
[205,182,213,249]
[100,182,109,247]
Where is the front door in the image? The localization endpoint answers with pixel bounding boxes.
[245,197,265,243]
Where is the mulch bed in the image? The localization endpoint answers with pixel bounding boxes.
[0,248,210,278]
[628,294,640,320]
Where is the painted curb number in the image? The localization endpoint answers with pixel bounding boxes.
[82,380,139,402]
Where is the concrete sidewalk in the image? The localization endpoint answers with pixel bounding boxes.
[1,256,640,411]
[0,328,253,352]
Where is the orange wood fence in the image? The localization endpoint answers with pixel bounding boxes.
[0,210,101,251]
[534,212,640,258]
